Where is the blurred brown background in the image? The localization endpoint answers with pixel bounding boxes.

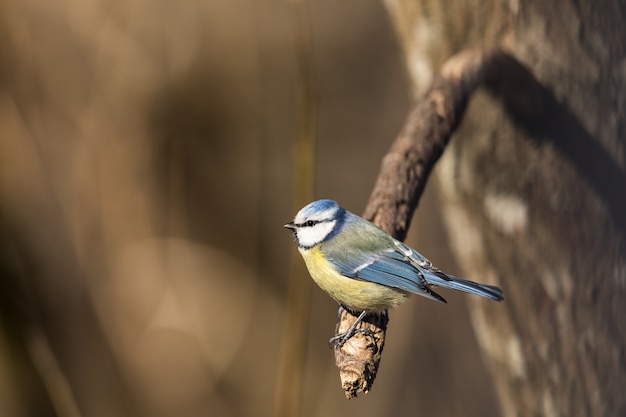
[0,0,553,416]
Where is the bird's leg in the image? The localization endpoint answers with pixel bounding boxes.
[329,309,374,348]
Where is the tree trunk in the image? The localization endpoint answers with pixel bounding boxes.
[383,1,626,416]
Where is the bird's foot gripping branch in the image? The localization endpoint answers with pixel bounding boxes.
[328,309,374,348]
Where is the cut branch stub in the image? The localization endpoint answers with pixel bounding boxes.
[333,309,388,399]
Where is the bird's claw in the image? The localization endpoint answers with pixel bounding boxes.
[328,327,376,348]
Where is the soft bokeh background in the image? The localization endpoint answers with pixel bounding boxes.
[0,1,500,416]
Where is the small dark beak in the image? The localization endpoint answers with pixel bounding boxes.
[284,222,296,230]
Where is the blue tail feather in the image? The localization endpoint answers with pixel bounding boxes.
[426,273,504,302]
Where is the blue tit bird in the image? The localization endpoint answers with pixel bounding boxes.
[284,199,503,346]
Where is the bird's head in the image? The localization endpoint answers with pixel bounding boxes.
[284,199,345,249]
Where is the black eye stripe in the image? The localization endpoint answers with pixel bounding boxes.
[297,219,324,227]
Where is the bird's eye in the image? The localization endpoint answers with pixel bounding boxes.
[304,220,318,227]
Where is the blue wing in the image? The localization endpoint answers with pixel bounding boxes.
[325,238,503,303]
[326,240,448,303]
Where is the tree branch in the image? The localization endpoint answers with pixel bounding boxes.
[333,47,626,398]
[332,48,495,398]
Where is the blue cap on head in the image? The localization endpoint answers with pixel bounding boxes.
[293,199,343,228]
[301,199,339,215]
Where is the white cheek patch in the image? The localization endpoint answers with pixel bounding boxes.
[297,220,336,248]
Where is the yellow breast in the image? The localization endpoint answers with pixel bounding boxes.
[299,246,408,311]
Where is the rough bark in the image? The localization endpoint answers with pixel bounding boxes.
[377,1,626,416]
[335,45,626,401]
